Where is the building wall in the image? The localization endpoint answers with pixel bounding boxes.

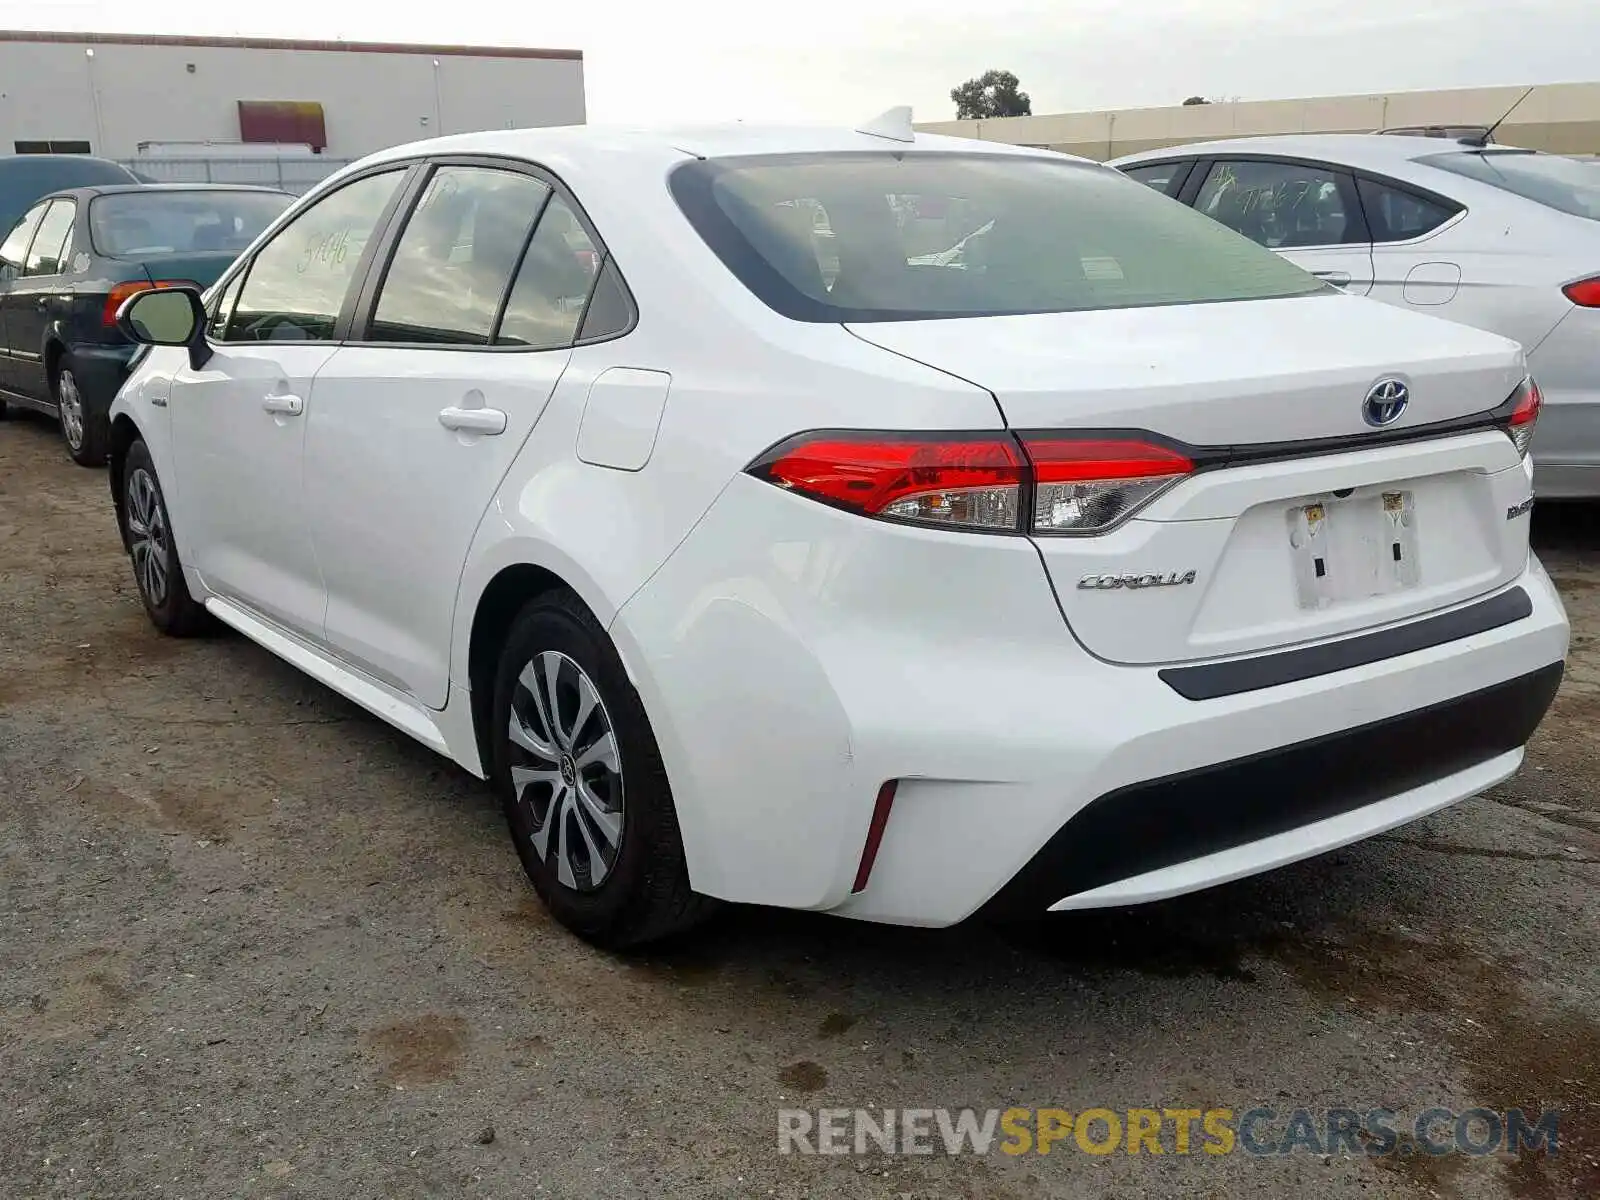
[0,32,586,161]
[917,83,1600,160]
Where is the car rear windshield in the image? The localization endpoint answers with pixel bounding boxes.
[668,151,1327,322]
[90,190,293,257]
[1418,150,1600,221]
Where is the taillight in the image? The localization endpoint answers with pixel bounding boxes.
[1506,376,1542,459]
[1563,276,1600,307]
[745,431,1192,535]
[1021,437,1193,534]
[104,279,200,327]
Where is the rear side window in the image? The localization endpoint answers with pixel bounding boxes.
[1122,161,1191,197]
[1418,150,1600,222]
[1194,160,1361,248]
[367,166,551,345]
[1356,177,1460,242]
[669,152,1325,322]
[495,196,606,348]
[0,202,47,271]
[24,199,75,276]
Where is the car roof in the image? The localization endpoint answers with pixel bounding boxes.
[1111,132,1520,169]
[360,121,1090,170]
[43,183,295,201]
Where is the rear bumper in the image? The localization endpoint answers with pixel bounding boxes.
[615,475,1569,927]
[66,342,138,414]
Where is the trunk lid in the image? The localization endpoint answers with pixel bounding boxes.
[849,293,1534,666]
[126,251,241,289]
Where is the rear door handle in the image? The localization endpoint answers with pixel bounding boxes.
[1313,270,1351,286]
[438,406,507,435]
[262,393,304,415]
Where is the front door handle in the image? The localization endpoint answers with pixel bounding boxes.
[438,405,507,435]
[1313,270,1351,286]
[262,392,304,416]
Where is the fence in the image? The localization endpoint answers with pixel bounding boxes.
[117,155,357,194]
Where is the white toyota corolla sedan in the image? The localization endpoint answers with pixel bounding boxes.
[1111,135,1600,497]
[106,116,1568,947]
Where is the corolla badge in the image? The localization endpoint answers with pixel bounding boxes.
[1077,571,1198,590]
[1363,378,1410,427]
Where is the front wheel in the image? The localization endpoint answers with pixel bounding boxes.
[57,364,107,467]
[491,591,713,949]
[124,440,210,636]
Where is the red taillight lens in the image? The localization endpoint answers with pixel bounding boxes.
[748,434,1025,531]
[1507,376,1542,459]
[747,432,1193,535]
[1563,276,1600,307]
[104,279,200,327]
[1021,437,1193,534]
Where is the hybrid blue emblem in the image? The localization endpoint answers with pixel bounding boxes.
[1363,378,1409,427]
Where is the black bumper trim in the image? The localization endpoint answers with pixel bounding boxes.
[1159,587,1533,701]
[978,661,1563,919]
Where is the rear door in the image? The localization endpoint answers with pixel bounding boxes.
[5,198,78,401]
[1191,158,1376,295]
[0,201,50,396]
[304,160,619,706]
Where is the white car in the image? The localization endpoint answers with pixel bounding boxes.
[1111,135,1600,498]
[107,118,1568,947]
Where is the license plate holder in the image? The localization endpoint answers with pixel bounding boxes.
[1288,490,1420,609]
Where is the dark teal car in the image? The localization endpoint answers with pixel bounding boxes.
[0,183,292,464]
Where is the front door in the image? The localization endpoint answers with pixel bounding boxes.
[304,164,610,706]
[168,167,411,641]
[1191,158,1376,296]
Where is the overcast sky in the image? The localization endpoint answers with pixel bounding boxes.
[4,0,1598,124]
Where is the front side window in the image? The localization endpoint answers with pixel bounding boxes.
[1195,160,1360,249]
[1418,150,1600,222]
[495,196,606,348]
[1356,177,1461,243]
[368,166,550,345]
[0,202,47,271]
[669,152,1325,323]
[91,190,291,257]
[225,169,404,343]
[24,200,75,276]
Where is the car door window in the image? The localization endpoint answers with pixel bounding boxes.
[23,200,74,276]
[224,169,405,343]
[367,166,550,345]
[0,202,48,274]
[1356,177,1461,243]
[494,196,604,348]
[1195,160,1359,249]
[1123,162,1191,197]
[206,272,245,340]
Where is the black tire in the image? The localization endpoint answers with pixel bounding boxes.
[123,440,210,636]
[56,361,108,467]
[490,590,713,949]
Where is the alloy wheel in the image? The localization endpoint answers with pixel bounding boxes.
[508,650,625,892]
[126,468,169,608]
[58,369,84,450]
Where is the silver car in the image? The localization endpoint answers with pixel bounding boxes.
[1112,134,1600,498]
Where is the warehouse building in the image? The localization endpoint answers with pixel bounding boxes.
[917,82,1600,160]
[0,30,585,188]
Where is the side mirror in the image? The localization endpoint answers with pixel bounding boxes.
[116,286,212,370]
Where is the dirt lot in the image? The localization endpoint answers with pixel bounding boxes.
[2,412,1597,1200]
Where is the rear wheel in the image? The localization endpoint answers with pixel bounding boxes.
[56,363,107,467]
[124,440,209,636]
[490,591,712,949]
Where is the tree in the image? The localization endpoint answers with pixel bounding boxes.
[1183,96,1211,106]
[951,70,1032,120]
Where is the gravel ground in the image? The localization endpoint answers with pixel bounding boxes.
[2,411,1597,1200]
